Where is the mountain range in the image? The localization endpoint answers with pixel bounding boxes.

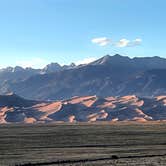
[0,62,76,95]
[0,93,166,123]
[1,54,166,100]
[1,54,166,123]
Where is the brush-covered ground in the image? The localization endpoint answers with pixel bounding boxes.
[0,122,166,166]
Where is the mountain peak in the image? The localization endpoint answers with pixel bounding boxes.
[43,63,61,73]
[5,92,16,96]
[12,66,24,72]
[69,63,76,67]
[103,54,111,58]
[113,54,122,57]
[111,54,130,59]
[90,54,111,65]
[90,54,130,65]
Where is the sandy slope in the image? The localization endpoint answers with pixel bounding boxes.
[0,94,166,123]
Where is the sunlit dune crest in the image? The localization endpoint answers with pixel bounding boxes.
[111,118,119,122]
[155,96,166,101]
[35,102,62,113]
[0,118,7,124]
[135,108,146,115]
[24,117,36,123]
[68,115,76,122]
[87,110,108,122]
[67,96,97,107]
[105,96,116,101]
[155,96,166,106]
[130,100,144,107]
[98,101,116,109]
[0,107,11,116]
[135,109,153,120]
[119,95,137,100]
[132,117,147,122]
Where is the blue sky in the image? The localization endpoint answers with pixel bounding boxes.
[0,0,166,68]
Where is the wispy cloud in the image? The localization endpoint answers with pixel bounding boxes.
[75,57,97,65]
[116,38,142,47]
[91,37,110,46]
[16,57,48,69]
[91,37,142,48]
[132,38,142,46]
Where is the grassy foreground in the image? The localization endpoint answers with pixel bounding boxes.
[0,122,166,166]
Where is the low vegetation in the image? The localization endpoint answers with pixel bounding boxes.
[0,122,166,165]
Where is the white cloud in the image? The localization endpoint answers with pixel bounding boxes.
[132,38,142,46]
[91,37,110,46]
[91,37,142,48]
[75,57,97,65]
[116,38,142,47]
[16,57,48,69]
[116,39,130,47]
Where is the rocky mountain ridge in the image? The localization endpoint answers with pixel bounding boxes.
[1,54,166,100]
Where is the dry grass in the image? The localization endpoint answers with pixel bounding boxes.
[0,122,166,166]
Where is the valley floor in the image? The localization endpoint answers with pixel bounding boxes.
[0,122,166,166]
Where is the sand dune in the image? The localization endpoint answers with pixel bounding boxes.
[0,94,166,123]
